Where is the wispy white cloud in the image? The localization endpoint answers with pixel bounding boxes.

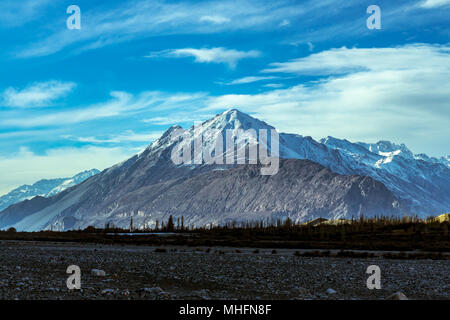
[2,91,134,127]
[66,130,163,144]
[1,90,207,128]
[147,47,261,68]
[15,0,308,58]
[11,0,450,59]
[263,83,284,88]
[419,0,450,8]
[284,1,450,47]
[199,15,230,24]
[279,19,290,27]
[142,112,213,125]
[262,44,450,75]
[1,81,76,108]
[224,76,278,85]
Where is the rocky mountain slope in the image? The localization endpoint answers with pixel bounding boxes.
[278,134,449,215]
[74,159,401,229]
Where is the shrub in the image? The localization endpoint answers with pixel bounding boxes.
[84,226,97,233]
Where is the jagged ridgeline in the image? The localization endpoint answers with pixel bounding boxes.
[0,109,448,231]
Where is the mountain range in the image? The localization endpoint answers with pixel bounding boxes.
[0,109,448,231]
[0,169,99,213]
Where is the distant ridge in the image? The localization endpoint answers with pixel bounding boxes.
[0,169,100,212]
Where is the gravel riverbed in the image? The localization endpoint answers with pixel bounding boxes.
[0,241,448,300]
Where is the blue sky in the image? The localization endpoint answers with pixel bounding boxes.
[0,0,449,194]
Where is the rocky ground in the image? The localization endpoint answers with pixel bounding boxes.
[0,241,448,300]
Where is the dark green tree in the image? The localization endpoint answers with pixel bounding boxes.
[167,215,175,232]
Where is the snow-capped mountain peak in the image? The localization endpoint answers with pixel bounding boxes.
[357,140,414,159]
[145,109,278,166]
[204,109,274,132]
[320,136,371,156]
[0,169,100,212]
[46,169,100,197]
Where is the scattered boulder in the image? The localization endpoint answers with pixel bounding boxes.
[193,289,210,299]
[327,288,337,294]
[142,287,163,294]
[101,288,115,295]
[387,292,408,300]
[91,269,106,277]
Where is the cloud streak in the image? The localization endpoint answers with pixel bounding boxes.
[199,15,230,24]
[1,81,76,108]
[147,47,261,68]
[419,0,450,8]
[262,44,450,75]
[15,0,307,58]
[66,130,164,144]
[224,76,278,85]
[1,90,207,128]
